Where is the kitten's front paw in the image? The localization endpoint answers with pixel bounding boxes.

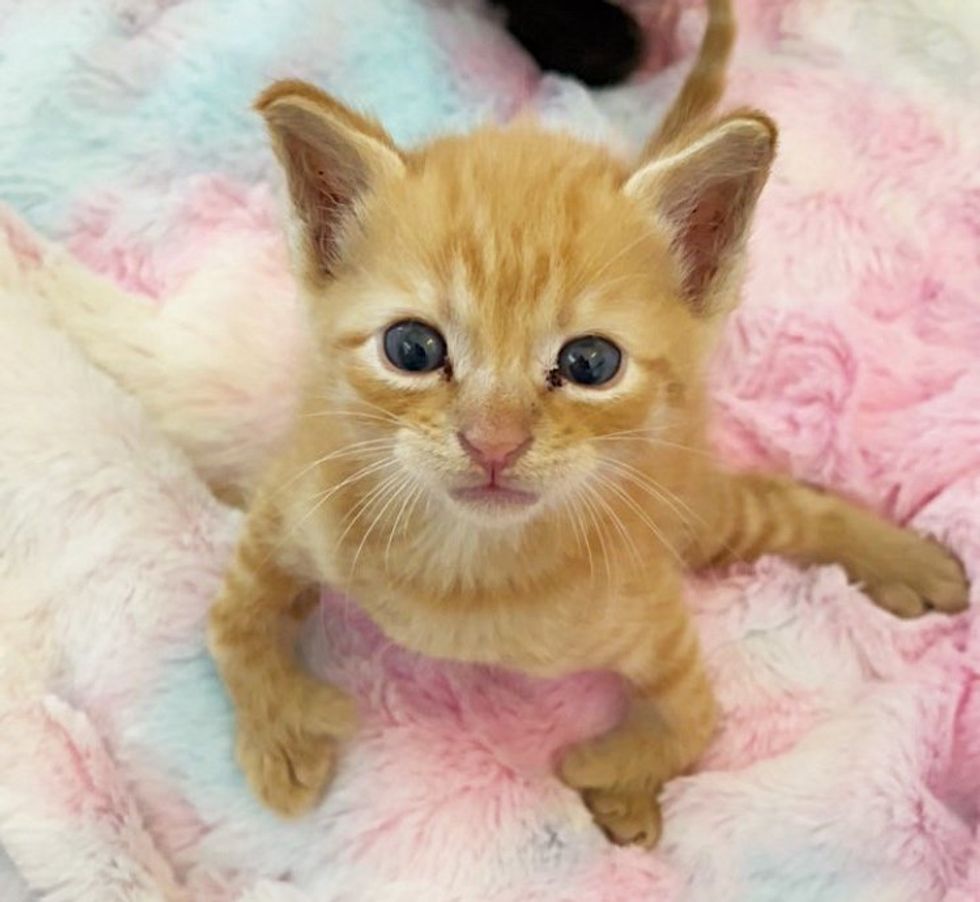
[582,787,662,847]
[864,534,969,619]
[237,683,357,817]
[559,734,668,847]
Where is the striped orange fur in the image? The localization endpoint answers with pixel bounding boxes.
[206,0,969,845]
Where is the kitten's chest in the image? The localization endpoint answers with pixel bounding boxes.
[298,504,655,674]
[347,575,621,677]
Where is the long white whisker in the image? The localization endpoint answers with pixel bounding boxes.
[302,410,407,430]
[597,456,741,567]
[310,397,414,430]
[580,481,614,587]
[348,475,411,583]
[600,457,705,531]
[593,431,716,461]
[384,481,423,572]
[585,481,643,568]
[266,457,398,563]
[272,438,396,496]
[592,471,685,566]
[572,230,653,290]
[337,469,403,537]
[561,495,595,583]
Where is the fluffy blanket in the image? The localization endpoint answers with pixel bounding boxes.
[1,0,979,899]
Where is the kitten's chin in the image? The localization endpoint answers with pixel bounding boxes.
[448,483,541,526]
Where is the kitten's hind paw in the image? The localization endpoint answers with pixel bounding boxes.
[582,787,662,847]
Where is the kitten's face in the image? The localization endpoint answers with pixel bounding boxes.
[259,81,773,536]
[320,130,700,528]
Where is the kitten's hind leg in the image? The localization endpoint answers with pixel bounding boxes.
[691,472,970,618]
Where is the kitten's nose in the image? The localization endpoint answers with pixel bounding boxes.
[458,425,532,475]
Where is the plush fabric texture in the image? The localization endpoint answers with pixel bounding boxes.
[1,0,979,899]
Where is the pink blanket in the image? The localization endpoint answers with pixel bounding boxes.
[0,0,978,898]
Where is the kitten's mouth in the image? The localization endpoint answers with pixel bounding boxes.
[451,482,539,507]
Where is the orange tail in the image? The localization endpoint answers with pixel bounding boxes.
[645,0,736,155]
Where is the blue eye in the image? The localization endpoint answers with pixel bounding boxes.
[557,335,622,387]
[383,320,448,373]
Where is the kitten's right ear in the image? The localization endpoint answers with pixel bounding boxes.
[256,80,405,283]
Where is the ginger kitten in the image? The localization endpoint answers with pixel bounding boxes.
[206,0,969,845]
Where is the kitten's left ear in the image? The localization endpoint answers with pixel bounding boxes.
[256,80,406,284]
[625,111,777,315]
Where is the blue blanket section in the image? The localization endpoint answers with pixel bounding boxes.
[133,650,344,873]
[0,0,503,238]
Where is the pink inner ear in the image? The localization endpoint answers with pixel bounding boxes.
[675,177,744,309]
[277,125,366,280]
[309,166,351,276]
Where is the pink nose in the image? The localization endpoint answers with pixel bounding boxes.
[458,427,532,475]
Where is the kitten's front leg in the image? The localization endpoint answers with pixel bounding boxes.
[559,584,716,846]
[208,508,357,816]
[691,472,970,618]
